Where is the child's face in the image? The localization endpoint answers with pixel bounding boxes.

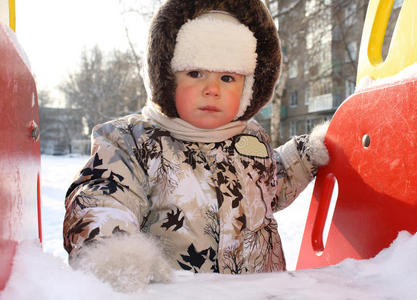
[175,70,244,129]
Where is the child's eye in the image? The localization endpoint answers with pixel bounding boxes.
[187,71,202,78]
[221,75,235,83]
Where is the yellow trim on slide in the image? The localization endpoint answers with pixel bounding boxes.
[9,0,15,31]
[357,0,417,83]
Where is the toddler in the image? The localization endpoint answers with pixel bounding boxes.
[63,0,329,292]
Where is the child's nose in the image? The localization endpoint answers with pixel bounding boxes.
[203,77,220,98]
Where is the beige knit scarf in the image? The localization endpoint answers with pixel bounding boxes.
[141,104,246,143]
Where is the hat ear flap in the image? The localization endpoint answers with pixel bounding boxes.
[234,75,254,120]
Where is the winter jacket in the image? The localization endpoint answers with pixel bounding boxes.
[63,114,317,274]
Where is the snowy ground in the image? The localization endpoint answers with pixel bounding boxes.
[2,155,417,299]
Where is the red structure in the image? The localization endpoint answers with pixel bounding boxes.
[0,0,415,290]
[297,0,417,270]
[297,78,417,269]
[0,24,42,290]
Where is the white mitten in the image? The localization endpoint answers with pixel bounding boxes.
[73,233,173,293]
[308,121,330,166]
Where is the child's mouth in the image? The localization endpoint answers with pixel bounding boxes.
[199,106,220,112]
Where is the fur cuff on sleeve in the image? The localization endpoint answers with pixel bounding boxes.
[308,121,330,166]
[72,233,173,293]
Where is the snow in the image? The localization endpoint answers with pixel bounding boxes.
[356,62,417,92]
[39,155,90,260]
[2,155,417,299]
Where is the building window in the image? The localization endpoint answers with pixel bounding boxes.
[345,42,357,62]
[304,60,310,76]
[344,3,357,27]
[345,79,356,97]
[394,0,404,9]
[290,91,298,107]
[333,25,342,41]
[306,10,332,49]
[290,120,297,137]
[311,77,333,97]
[319,44,332,75]
[291,34,298,48]
[281,46,287,57]
[289,60,298,78]
[306,119,314,133]
[305,85,311,106]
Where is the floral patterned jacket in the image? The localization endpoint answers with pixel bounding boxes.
[63,114,317,274]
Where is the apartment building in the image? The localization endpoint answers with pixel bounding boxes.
[259,0,403,144]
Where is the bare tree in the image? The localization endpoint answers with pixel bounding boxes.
[60,46,146,134]
[264,0,290,147]
[119,0,163,23]
[270,63,288,147]
[37,90,53,107]
[118,0,164,99]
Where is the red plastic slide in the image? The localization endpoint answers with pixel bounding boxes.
[0,24,42,290]
[297,78,417,269]
[297,0,417,269]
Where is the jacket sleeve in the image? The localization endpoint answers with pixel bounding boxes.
[272,134,318,211]
[63,118,151,261]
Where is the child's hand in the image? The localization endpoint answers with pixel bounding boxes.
[308,121,330,166]
[73,233,173,293]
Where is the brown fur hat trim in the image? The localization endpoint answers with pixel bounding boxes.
[146,0,281,120]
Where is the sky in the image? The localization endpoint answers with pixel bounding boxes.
[15,0,151,106]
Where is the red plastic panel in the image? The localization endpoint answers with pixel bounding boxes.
[0,24,41,290]
[0,240,17,291]
[297,79,417,269]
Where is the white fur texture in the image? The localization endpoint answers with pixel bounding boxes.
[308,121,330,166]
[171,13,257,75]
[235,74,254,119]
[74,234,173,293]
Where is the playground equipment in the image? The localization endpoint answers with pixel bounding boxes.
[0,0,416,291]
[0,0,42,290]
[297,0,417,269]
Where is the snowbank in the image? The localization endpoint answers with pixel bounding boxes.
[2,155,416,299]
[2,232,417,299]
[356,62,417,92]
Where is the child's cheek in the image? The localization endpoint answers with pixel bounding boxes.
[175,86,196,115]
[230,91,242,110]
[182,85,197,98]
